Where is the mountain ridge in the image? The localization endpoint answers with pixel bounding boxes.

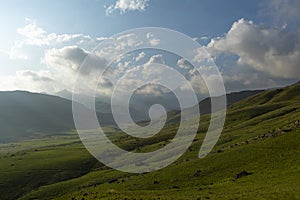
[0,88,268,142]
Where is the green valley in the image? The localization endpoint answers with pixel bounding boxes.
[0,82,299,199]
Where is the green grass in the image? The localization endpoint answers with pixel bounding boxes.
[0,133,98,200]
[1,82,300,199]
[19,127,300,200]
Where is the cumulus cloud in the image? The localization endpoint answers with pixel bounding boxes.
[177,58,193,70]
[110,54,169,96]
[115,33,143,50]
[92,33,143,64]
[117,60,131,71]
[43,46,108,76]
[10,18,97,60]
[43,46,88,72]
[135,84,170,96]
[9,16,300,98]
[145,54,165,66]
[105,0,150,15]
[17,18,47,46]
[96,77,114,96]
[135,51,146,62]
[5,19,150,95]
[17,18,94,47]
[19,70,54,82]
[142,55,167,81]
[146,32,160,46]
[148,38,160,46]
[0,70,56,93]
[222,71,279,92]
[207,18,300,79]
[200,36,209,41]
[179,74,207,95]
[4,19,114,94]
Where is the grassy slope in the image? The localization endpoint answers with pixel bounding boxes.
[0,91,120,143]
[0,134,99,200]
[1,82,300,199]
[0,91,76,142]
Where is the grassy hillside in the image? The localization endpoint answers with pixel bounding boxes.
[166,90,264,124]
[0,91,117,142]
[0,89,262,143]
[0,82,299,199]
[0,91,76,142]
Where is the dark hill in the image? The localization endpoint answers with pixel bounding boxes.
[0,91,76,142]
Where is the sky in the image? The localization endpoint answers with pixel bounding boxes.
[0,0,299,95]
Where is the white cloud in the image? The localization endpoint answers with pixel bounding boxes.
[10,18,97,60]
[221,70,287,92]
[9,41,29,59]
[200,36,209,40]
[146,32,154,39]
[19,70,54,82]
[144,54,165,66]
[43,46,89,72]
[179,74,207,95]
[105,0,150,15]
[96,77,114,96]
[110,54,171,96]
[43,46,107,76]
[192,47,212,64]
[177,58,193,70]
[7,17,300,97]
[115,33,142,50]
[16,18,94,47]
[148,38,160,46]
[135,84,169,96]
[4,19,113,94]
[117,60,131,73]
[0,70,56,93]
[135,51,146,62]
[146,32,160,46]
[207,18,300,79]
[7,21,150,95]
[17,18,47,46]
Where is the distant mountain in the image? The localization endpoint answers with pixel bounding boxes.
[55,89,111,105]
[55,90,152,122]
[230,81,300,109]
[199,90,265,115]
[55,90,178,122]
[55,89,73,100]
[0,91,76,142]
[0,89,266,142]
[0,91,115,142]
[166,90,264,123]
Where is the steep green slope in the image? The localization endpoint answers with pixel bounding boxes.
[230,81,300,109]
[199,90,264,114]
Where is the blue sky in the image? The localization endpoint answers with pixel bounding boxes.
[1,0,261,47]
[0,0,299,94]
